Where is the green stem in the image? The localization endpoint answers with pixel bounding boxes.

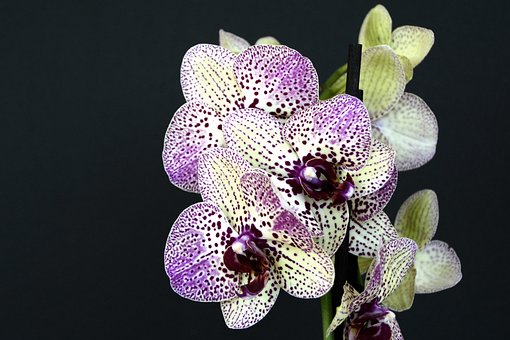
[320,289,335,340]
[320,63,348,100]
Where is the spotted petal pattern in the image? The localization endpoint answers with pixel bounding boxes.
[221,276,280,329]
[198,148,250,228]
[349,166,397,221]
[353,237,417,311]
[223,108,296,177]
[284,94,371,171]
[394,189,438,249]
[165,202,238,302]
[349,211,399,258]
[327,282,359,336]
[391,26,435,68]
[373,93,438,171]
[181,44,243,116]
[348,140,396,199]
[360,45,406,120]
[234,45,319,119]
[163,101,225,192]
[415,240,462,294]
[309,198,349,256]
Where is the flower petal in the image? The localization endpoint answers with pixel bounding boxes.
[398,55,413,82]
[283,94,372,171]
[414,240,462,293]
[383,266,416,311]
[223,108,296,177]
[255,36,281,45]
[310,199,349,256]
[198,147,251,228]
[221,276,280,329]
[181,44,243,116]
[327,282,360,335]
[358,4,393,48]
[391,25,434,68]
[352,237,417,311]
[348,140,396,199]
[349,211,399,258]
[388,317,404,340]
[349,166,397,221]
[163,101,225,193]
[240,170,314,251]
[165,202,238,302]
[234,45,319,119]
[273,243,334,298]
[219,29,250,54]
[394,189,438,249]
[360,45,406,119]
[372,92,438,171]
[270,176,322,237]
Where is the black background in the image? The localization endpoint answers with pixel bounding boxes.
[2,0,509,339]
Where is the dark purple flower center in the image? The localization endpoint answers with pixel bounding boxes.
[223,230,270,298]
[286,155,355,205]
[346,300,394,340]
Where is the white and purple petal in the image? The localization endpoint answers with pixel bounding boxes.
[283,94,372,171]
[309,198,349,256]
[163,101,225,192]
[221,275,280,329]
[372,92,438,171]
[349,166,397,221]
[198,147,251,228]
[181,44,244,116]
[223,108,297,177]
[414,240,462,294]
[165,202,238,302]
[347,140,396,199]
[349,211,399,258]
[234,45,319,119]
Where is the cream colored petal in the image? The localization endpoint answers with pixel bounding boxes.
[359,4,393,48]
[391,25,435,68]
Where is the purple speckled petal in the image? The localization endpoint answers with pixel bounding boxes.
[372,93,438,171]
[349,166,398,221]
[270,176,322,237]
[351,238,417,312]
[163,101,225,193]
[223,108,298,177]
[388,316,404,340]
[234,45,319,119]
[309,198,350,256]
[327,282,360,335]
[164,202,238,302]
[181,44,244,116]
[349,211,399,258]
[414,240,462,294]
[284,94,372,171]
[221,275,280,329]
[347,140,396,199]
[240,170,314,251]
[273,242,334,298]
[198,147,251,229]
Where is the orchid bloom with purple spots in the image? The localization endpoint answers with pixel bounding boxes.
[327,237,417,340]
[164,147,334,329]
[163,43,319,193]
[223,94,395,255]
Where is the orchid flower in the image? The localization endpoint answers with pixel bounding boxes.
[359,4,434,79]
[164,147,334,329]
[219,29,280,54]
[163,43,318,192]
[327,237,417,339]
[223,94,395,255]
[382,190,462,311]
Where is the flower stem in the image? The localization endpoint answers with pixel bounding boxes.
[320,288,335,340]
[320,62,348,100]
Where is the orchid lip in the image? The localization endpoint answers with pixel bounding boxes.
[223,230,271,298]
[347,300,393,340]
[287,155,355,204]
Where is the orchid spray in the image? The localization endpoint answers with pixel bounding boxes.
[162,4,461,339]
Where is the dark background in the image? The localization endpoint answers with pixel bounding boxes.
[2,0,508,339]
